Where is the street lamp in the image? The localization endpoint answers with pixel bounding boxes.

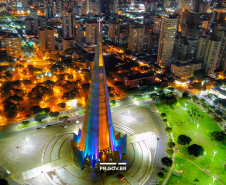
[212,150,217,162]
[196,124,199,131]
[212,177,216,185]
[76,112,79,123]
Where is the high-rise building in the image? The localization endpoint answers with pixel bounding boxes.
[147,31,159,55]
[101,0,118,14]
[197,33,224,74]
[178,0,190,12]
[38,16,48,29]
[157,16,178,68]
[76,26,86,47]
[146,2,158,12]
[153,15,161,34]
[191,0,210,13]
[171,62,202,78]
[89,1,99,15]
[9,0,21,12]
[71,28,127,170]
[86,21,102,46]
[38,28,56,51]
[24,18,39,34]
[4,34,22,58]
[199,2,208,13]
[180,11,200,37]
[62,12,76,39]
[108,22,120,44]
[203,39,222,74]
[174,36,199,62]
[128,25,145,51]
[219,40,226,71]
[45,2,54,19]
[30,10,38,19]
[113,0,119,14]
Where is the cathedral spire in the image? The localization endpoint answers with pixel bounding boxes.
[72,19,127,169]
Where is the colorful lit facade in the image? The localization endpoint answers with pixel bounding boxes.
[72,31,127,169]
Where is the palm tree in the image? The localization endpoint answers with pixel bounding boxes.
[194,178,200,184]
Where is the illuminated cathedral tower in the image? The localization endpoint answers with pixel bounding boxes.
[72,18,127,169]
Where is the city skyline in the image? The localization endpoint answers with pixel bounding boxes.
[0,0,225,185]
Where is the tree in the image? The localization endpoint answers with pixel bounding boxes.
[62,88,77,100]
[49,112,60,117]
[124,49,132,55]
[3,101,17,113]
[4,71,13,79]
[163,119,167,122]
[165,127,172,133]
[215,110,223,116]
[42,80,55,88]
[3,95,23,104]
[110,100,116,105]
[187,144,204,157]
[0,179,9,185]
[34,114,48,123]
[182,92,189,99]
[50,63,65,73]
[28,85,53,102]
[177,135,192,145]
[157,172,164,178]
[192,82,202,90]
[114,81,126,90]
[161,113,166,117]
[167,141,175,148]
[109,93,114,98]
[6,111,17,119]
[31,105,42,114]
[193,70,207,81]
[213,116,223,122]
[22,80,32,85]
[166,148,174,155]
[81,83,90,91]
[209,131,225,142]
[161,157,173,167]
[59,116,69,121]
[42,108,50,114]
[194,178,200,184]
[163,95,178,109]
[22,120,30,125]
[58,102,66,108]
[168,87,174,92]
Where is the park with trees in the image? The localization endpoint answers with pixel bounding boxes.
[156,98,226,185]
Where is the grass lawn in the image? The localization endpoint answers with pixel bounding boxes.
[167,153,216,185]
[156,99,226,185]
[18,124,30,130]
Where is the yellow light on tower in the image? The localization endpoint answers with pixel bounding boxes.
[201,81,204,87]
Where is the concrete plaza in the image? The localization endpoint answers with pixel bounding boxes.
[0,103,168,185]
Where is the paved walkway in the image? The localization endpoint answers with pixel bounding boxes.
[162,120,175,185]
[0,165,22,185]
[145,103,168,185]
[127,131,155,144]
[22,157,72,181]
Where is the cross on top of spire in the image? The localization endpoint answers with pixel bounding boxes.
[98,17,102,33]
